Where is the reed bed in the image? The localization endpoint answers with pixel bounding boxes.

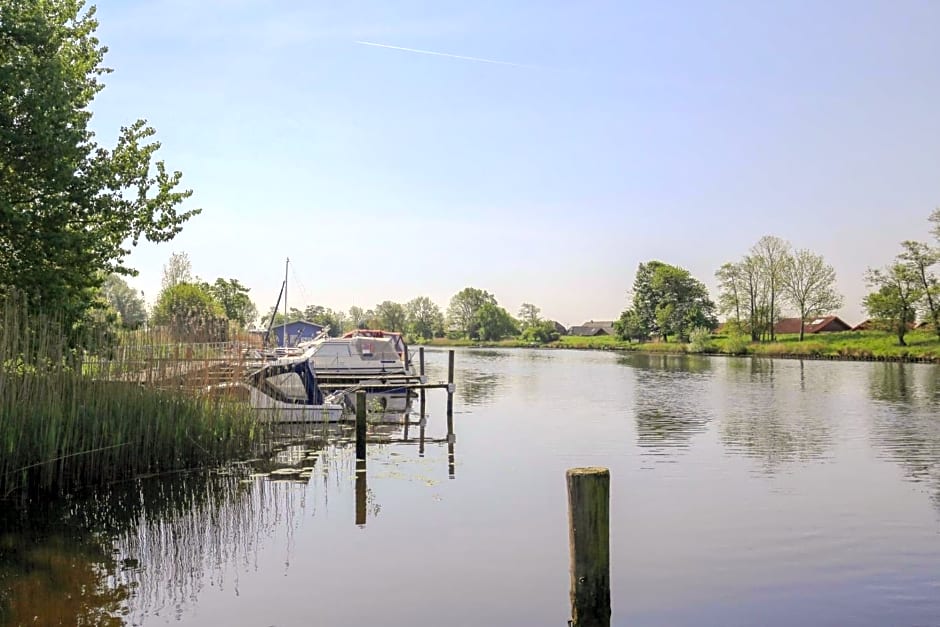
[0,292,265,500]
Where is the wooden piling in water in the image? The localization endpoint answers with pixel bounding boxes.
[355,459,367,527]
[567,467,611,627]
[446,349,455,417]
[419,346,426,416]
[356,390,367,461]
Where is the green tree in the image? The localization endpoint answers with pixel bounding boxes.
[624,261,717,342]
[100,274,147,329]
[348,306,367,329]
[374,300,407,332]
[405,296,444,339]
[302,305,345,336]
[520,320,559,343]
[517,303,541,329]
[614,309,645,342]
[206,278,257,328]
[446,287,496,339]
[864,264,922,346]
[898,240,940,339]
[751,236,791,341]
[0,2,198,328]
[779,249,843,341]
[151,282,226,341]
[715,262,743,325]
[476,303,518,341]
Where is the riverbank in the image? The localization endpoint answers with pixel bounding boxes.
[419,330,940,363]
[0,293,264,503]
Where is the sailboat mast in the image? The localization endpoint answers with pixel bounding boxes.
[283,257,289,348]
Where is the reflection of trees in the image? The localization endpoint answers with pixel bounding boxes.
[629,356,714,453]
[619,352,713,375]
[868,363,940,505]
[0,528,128,625]
[719,358,830,473]
[0,469,304,625]
[458,369,501,406]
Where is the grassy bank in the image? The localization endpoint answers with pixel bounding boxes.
[424,330,940,362]
[0,294,263,501]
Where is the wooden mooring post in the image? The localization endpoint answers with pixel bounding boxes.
[446,349,455,417]
[567,467,610,627]
[355,459,367,527]
[355,390,367,461]
[418,346,426,416]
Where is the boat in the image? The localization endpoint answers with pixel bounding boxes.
[295,332,422,412]
[243,353,344,423]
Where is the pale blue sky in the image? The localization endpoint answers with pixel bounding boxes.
[92,0,940,326]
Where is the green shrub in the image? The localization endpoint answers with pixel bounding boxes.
[686,327,715,353]
[723,332,750,355]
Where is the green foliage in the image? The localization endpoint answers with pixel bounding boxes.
[517,302,541,329]
[303,305,345,336]
[614,309,646,342]
[0,2,198,327]
[206,278,257,328]
[0,291,260,500]
[624,261,717,342]
[686,327,715,353]
[446,287,496,339]
[405,296,444,339]
[476,303,518,341]
[722,330,750,355]
[780,248,843,341]
[864,264,922,346]
[151,283,226,342]
[100,274,147,329]
[520,320,560,344]
[374,300,407,332]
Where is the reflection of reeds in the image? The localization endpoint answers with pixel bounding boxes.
[0,291,264,500]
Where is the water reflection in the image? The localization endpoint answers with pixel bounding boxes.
[626,354,714,453]
[720,359,831,473]
[868,364,940,504]
[0,524,129,625]
[457,369,501,406]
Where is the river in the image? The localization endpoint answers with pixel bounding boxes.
[2,348,939,626]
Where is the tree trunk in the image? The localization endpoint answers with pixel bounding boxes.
[897,323,907,346]
[799,321,805,342]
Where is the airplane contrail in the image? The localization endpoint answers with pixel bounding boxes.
[355,41,535,69]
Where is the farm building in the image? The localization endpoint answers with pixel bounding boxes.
[568,320,617,336]
[774,316,851,335]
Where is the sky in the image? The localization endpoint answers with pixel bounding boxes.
[90,0,940,327]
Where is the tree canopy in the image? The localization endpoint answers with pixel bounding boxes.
[620,261,716,342]
[446,287,496,339]
[0,1,197,327]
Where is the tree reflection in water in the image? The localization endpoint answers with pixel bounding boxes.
[625,353,715,453]
[868,362,940,507]
[720,358,831,473]
[0,467,307,625]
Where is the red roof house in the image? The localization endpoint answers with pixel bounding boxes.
[773,316,851,335]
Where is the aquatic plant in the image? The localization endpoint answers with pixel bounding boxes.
[0,291,264,501]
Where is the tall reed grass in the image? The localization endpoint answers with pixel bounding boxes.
[0,291,264,500]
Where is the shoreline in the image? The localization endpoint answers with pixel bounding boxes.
[417,339,940,364]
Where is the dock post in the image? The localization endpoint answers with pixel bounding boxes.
[355,459,367,527]
[446,349,455,417]
[418,401,426,457]
[567,467,610,627]
[419,347,426,416]
[356,391,367,461]
[447,410,455,479]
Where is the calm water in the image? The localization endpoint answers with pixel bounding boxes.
[2,348,940,626]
